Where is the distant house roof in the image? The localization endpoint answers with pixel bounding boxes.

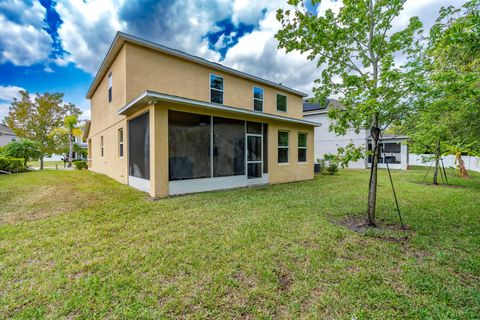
[86,32,308,99]
[303,98,344,113]
[0,124,15,136]
[368,134,409,141]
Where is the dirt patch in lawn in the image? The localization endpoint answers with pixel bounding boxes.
[334,215,413,243]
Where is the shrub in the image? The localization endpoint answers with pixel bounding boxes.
[0,157,28,173]
[317,155,339,175]
[73,160,88,170]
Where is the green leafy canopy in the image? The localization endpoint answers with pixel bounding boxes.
[276,0,425,135]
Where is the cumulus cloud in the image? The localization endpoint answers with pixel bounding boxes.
[0,85,25,121]
[55,0,127,74]
[55,0,231,74]
[0,0,52,66]
[223,8,320,95]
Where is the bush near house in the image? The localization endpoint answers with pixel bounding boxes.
[73,160,88,170]
[0,157,28,173]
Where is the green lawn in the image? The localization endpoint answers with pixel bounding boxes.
[0,168,479,319]
[27,160,67,169]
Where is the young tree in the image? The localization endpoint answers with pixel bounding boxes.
[3,139,41,166]
[276,0,424,225]
[5,91,81,170]
[401,0,480,184]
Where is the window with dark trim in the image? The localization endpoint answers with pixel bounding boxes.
[278,131,289,163]
[118,128,124,158]
[276,94,287,112]
[210,74,223,104]
[108,73,112,103]
[100,136,104,157]
[253,86,263,111]
[298,133,307,162]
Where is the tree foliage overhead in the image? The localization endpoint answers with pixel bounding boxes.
[276,0,424,134]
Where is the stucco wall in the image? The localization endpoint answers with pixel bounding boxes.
[124,43,304,120]
[304,112,368,169]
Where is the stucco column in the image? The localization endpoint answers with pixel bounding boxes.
[149,104,169,197]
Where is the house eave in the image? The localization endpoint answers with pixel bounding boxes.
[118,91,319,127]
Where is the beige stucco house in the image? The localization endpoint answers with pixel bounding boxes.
[86,32,317,197]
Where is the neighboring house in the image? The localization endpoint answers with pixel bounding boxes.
[85,32,317,197]
[0,124,17,147]
[303,99,408,170]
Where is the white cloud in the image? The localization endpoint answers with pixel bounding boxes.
[0,85,25,121]
[0,0,52,66]
[0,85,24,101]
[55,0,127,74]
[55,0,230,74]
[223,9,320,95]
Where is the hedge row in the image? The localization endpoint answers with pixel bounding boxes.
[0,157,28,173]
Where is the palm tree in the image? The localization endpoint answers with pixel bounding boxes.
[443,142,477,178]
[63,115,82,168]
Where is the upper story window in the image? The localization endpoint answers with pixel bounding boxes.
[276,94,287,112]
[108,73,112,103]
[210,74,223,104]
[253,86,263,111]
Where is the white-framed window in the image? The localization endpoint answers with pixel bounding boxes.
[276,94,287,112]
[253,86,263,111]
[278,131,289,163]
[210,74,223,104]
[100,136,104,157]
[298,133,307,162]
[108,72,112,103]
[118,128,124,158]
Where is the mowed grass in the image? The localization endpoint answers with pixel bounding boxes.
[27,160,67,170]
[0,168,479,319]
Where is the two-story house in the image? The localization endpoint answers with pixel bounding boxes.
[85,32,317,197]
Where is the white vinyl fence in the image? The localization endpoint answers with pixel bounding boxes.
[410,154,480,173]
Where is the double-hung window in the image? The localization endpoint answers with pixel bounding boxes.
[100,136,104,157]
[298,133,307,162]
[108,73,112,103]
[253,86,263,111]
[278,131,289,163]
[210,74,223,104]
[276,94,287,112]
[118,128,124,158]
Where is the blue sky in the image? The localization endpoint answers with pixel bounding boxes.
[0,0,466,121]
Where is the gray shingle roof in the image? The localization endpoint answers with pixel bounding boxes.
[0,124,14,135]
[303,98,343,112]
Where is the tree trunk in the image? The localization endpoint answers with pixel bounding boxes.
[40,156,44,170]
[367,124,381,226]
[68,134,73,168]
[456,154,469,178]
[433,140,441,185]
